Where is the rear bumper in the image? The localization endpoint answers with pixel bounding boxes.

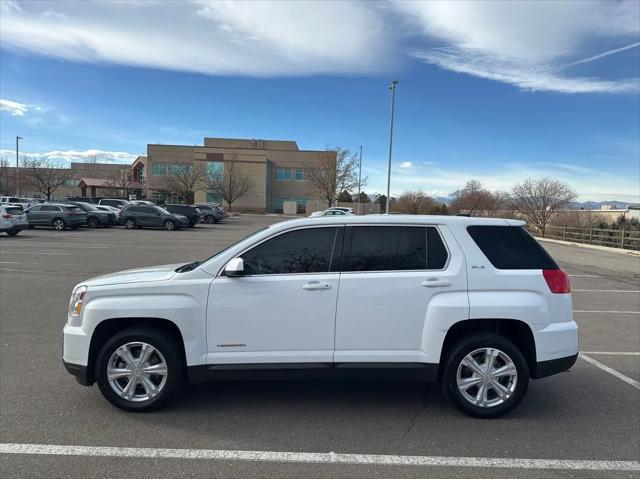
[1,223,27,233]
[63,360,92,386]
[532,353,578,379]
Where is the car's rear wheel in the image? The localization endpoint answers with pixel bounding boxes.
[52,218,66,231]
[204,215,215,224]
[124,218,136,229]
[442,333,529,418]
[87,217,99,228]
[7,230,20,236]
[95,328,183,411]
[164,220,175,231]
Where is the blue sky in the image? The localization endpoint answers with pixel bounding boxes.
[1,0,639,201]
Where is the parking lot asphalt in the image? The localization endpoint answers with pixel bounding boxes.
[1,216,638,478]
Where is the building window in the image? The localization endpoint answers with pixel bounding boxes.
[296,197,308,213]
[276,167,292,181]
[207,161,224,179]
[294,169,305,181]
[152,163,168,176]
[274,196,290,210]
[206,192,223,203]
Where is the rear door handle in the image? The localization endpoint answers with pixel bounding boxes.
[422,279,452,288]
[303,281,331,290]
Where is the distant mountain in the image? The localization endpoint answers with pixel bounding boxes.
[433,196,453,205]
[570,201,634,210]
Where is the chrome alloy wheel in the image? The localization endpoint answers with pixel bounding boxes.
[456,347,517,408]
[107,342,168,402]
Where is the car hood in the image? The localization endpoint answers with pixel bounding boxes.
[83,263,181,287]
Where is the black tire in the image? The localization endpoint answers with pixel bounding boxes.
[52,218,66,231]
[95,327,184,412]
[124,218,136,229]
[87,217,99,228]
[164,220,175,231]
[6,230,20,237]
[204,215,215,224]
[441,333,529,418]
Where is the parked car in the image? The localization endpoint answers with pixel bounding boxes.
[120,205,190,230]
[25,203,87,231]
[163,204,201,227]
[67,201,117,228]
[309,208,354,217]
[131,200,156,206]
[0,205,29,236]
[62,215,577,417]
[98,199,130,210]
[0,196,39,210]
[193,203,227,223]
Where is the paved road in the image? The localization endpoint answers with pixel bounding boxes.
[1,216,638,478]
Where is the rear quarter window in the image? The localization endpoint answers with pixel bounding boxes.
[5,207,24,215]
[467,225,558,270]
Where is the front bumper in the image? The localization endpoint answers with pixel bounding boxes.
[63,360,92,386]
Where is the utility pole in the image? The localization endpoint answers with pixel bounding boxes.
[357,145,363,215]
[15,136,22,196]
[386,81,398,214]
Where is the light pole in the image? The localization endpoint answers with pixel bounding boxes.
[357,145,363,215]
[15,136,22,196]
[385,80,398,214]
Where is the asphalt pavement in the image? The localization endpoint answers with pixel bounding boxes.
[1,216,638,478]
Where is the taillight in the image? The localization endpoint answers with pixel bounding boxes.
[543,269,571,294]
[2,214,11,219]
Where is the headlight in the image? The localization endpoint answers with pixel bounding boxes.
[68,285,88,325]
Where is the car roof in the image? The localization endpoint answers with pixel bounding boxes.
[269,214,525,231]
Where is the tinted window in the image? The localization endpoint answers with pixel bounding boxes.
[143,206,160,214]
[41,205,61,212]
[27,205,41,212]
[5,207,24,215]
[347,226,426,272]
[427,227,448,269]
[64,207,84,213]
[467,226,558,270]
[242,227,338,275]
[127,206,143,213]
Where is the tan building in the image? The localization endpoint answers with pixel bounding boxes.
[134,137,334,212]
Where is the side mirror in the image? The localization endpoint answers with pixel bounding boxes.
[224,257,245,277]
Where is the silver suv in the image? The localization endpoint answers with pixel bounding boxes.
[0,205,28,236]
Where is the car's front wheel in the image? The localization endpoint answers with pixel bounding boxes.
[87,217,99,228]
[204,215,215,224]
[95,328,183,411]
[164,220,175,231]
[124,218,136,229]
[442,333,529,418]
[52,218,66,231]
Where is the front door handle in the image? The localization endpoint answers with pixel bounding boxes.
[303,281,331,290]
[422,279,452,288]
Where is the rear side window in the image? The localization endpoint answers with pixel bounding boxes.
[242,227,338,275]
[42,205,61,212]
[64,207,84,213]
[5,207,23,215]
[427,227,448,269]
[347,226,426,272]
[467,226,558,270]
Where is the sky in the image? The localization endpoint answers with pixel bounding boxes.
[0,0,639,202]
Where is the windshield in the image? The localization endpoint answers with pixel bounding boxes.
[155,206,171,215]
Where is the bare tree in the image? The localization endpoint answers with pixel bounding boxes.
[0,157,11,194]
[394,191,437,215]
[104,165,131,198]
[206,161,253,211]
[160,163,207,204]
[21,158,73,200]
[511,178,577,236]
[306,147,363,207]
[449,180,510,216]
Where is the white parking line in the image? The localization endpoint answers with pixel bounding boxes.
[579,353,640,391]
[574,310,640,314]
[582,351,640,356]
[0,261,21,264]
[0,443,638,471]
[573,290,640,293]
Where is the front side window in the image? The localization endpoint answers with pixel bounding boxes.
[347,226,426,272]
[42,205,62,212]
[241,227,338,275]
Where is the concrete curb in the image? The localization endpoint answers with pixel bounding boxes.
[536,237,640,256]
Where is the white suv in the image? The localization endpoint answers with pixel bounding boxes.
[62,215,578,417]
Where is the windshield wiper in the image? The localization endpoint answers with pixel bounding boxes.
[175,261,200,273]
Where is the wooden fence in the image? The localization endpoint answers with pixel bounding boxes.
[533,225,640,251]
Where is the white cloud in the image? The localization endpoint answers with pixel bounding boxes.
[399,161,413,169]
[0,149,138,165]
[396,0,640,93]
[0,0,391,77]
[0,98,29,116]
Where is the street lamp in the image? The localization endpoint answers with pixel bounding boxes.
[385,80,398,214]
[15,136,22,196]
[357,145,363,215]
